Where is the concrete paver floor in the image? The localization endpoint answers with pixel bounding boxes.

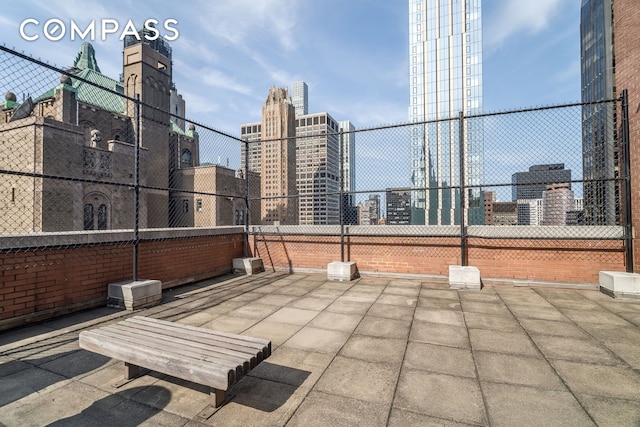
[1,272,640,426]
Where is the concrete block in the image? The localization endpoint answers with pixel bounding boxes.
[108,280,162,310]
[599,271,640,300]
[233,257,264,275]
[327,261,359,282]
[449,265,482,290]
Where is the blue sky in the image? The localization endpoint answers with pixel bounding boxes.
[1,0,581,135]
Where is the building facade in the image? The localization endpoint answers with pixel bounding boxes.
[408,0,484,225]
[492,202,518,226]
[358,194,381,225]
[291,81,308,117]
[241,84,355,225]
[386,189,412,225]
[580,0,618,226]
[260,87,298,225]
[511,164,572,201]
[517,199,544,226]
[0,38,256,232]
[339,120,357,224]
[542,183,575,225]
[296,112,341,225]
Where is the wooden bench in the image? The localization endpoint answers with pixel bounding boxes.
[79,316,271,414]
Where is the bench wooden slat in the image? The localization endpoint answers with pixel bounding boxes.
[80,329,235,390]
[113,321,263,362]
[126,317,271,356]
[93,326,250,379]
[107,323,258,364]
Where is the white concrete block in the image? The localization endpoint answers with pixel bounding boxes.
[449,265,482,290]
[599,271,640,300]
[327,261,358,281]
[108,279,162,310]
[233,257,264,275]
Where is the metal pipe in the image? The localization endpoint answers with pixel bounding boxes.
[133,94,140,281]
[622,90,634,272]
[339,130,345,262]
[458,111,467,266]
[244,139,250,258]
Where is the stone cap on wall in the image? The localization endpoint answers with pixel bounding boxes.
[249,224,624,240]
[0,226,244,251]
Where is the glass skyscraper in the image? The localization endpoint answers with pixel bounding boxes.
[291,81,308,117]
[580,0,617,225]
[408,0,484,225]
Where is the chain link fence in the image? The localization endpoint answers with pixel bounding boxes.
[0,44,245,279]
[0,43,630,279]
[247,98,629,269]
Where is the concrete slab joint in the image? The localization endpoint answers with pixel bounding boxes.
[599,271,640,300]
[449,265,482,290]
[327,261,359,281]
[107,279,162,310]
[233,257,265,275]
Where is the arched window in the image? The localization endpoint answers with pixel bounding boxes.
[181,148,192,166]
[84,204,94,230]
[98,204,108,230]
[83,193,110,230]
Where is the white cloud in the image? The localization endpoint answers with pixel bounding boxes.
[179,90,220,116]
[192,0,299,52]
[200,69,252,95]
[485,0,574,48]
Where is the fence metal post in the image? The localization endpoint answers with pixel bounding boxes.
[458,111,467,266]
[244,139,250,258]
[133,94,140,281]
[621,90,634,272]
[339,130,345,262]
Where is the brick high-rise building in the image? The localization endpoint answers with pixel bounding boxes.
[241,84,353,225]
[260,87,298,225]
[542,183,575,226]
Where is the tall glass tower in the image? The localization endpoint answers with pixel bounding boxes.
[408,0,484,225]
[291,81,308,117]
[580,0,617,225]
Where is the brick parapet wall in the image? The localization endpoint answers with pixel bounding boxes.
[0,231,244,331]
[250,234,625,284]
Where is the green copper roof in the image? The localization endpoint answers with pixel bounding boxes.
[0,100,18,109]
[73,42,101,72]
[33,88,55,103]
[72,67,125,114]
[31,43,124,114]
[170,121,186,135]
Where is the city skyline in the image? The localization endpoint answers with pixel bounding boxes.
[1,0,580,136]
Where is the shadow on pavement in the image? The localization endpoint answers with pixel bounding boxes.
[45,385,172,427]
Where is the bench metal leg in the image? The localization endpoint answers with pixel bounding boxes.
[112,362,142,388]
[124,362,141,380]
[196,388,233,420]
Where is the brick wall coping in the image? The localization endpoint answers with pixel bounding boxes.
[0,226,245,251]
[249,224,624,240]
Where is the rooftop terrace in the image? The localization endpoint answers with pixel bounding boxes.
[1,272,639,426]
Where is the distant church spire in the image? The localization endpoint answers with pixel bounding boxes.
[73,42,101,72]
